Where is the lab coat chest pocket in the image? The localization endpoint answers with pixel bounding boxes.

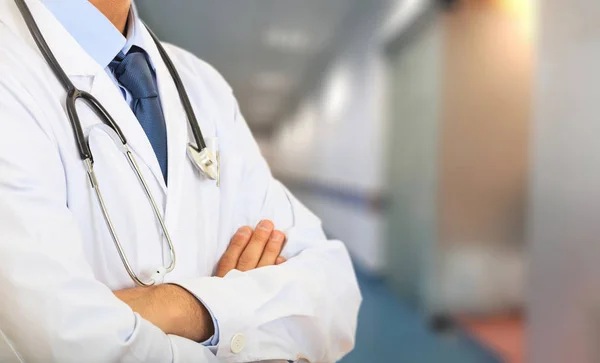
[168,161,217,279]
[202,150,244,272]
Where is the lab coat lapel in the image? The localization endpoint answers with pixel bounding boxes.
[88,74,168,193]
[1,0,168,193]
[137,25,223,256]
[137,25,188,228]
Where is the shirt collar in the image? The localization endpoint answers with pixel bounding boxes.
[121,6,151,65]
[39,0,151,70]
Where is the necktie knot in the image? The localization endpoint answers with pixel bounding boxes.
[110,46,158,100]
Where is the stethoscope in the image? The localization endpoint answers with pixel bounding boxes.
[14,0,219,287]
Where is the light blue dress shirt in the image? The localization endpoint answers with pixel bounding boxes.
[39,0,219,348]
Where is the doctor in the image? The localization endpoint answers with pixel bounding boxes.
[0,0,361,362]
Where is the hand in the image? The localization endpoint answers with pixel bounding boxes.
[215,219,286,278]
[114,284,214,342]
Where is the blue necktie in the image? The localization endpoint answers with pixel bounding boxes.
[110,46,168,183]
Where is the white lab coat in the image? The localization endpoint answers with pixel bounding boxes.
[0,1,361,362]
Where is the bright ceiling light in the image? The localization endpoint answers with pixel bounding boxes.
[323,64,350,124]
[499,0,536,41]
[263,28,312,52]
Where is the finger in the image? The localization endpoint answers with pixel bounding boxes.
[237,220,274,271]
[257,230,286,268]
[275,256,287,265]
[215,226,252,277]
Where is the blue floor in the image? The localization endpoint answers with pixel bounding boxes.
[340,270,502,363]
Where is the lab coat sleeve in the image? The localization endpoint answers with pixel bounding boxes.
[175,100,362,362]
[0,78,219,363]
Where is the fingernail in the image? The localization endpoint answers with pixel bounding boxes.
[272,232,284,242]
[237,226,252,237]
[258,220,273,231]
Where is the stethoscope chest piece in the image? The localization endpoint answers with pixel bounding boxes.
[187,144,218,180]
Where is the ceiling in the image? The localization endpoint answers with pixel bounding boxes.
[136,0,363,134]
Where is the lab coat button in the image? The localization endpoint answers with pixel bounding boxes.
[230,333,246,354]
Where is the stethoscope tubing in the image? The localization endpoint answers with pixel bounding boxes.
[12,0,209,286]
[14,0,208,160]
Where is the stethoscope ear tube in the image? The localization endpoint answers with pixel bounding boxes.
[14,0,209,161]
[14,0,126,163]
[15,0,91,162]
[13,0,214,286]
[14,0,74,92]
[67,90,130,160]
[65,89,93,160]
[144,23,207,152]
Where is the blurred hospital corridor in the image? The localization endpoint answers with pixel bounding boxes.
[135,0,598,362]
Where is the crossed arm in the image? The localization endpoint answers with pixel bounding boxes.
[113,220,287,342]
[0,70,360,362]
